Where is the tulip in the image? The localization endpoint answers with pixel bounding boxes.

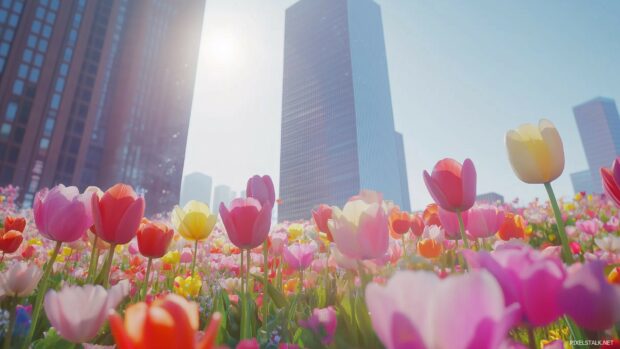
[288,223,304,242]
[0,230,23,254]
[219,197,273,251]
[366,270,519,349]
[4,216,25,233]
[505,119,572,263]
[438,207,468,240]
[410,214,425,237]
[173,275,203,298]
[92,183,145,288]
[464,243,566,326]
[312,204,333,242]
[559,261,620,330]
[328,190,389,260]
[300,307,337,345]
[0,262,42,349]
[246,174,276,207]
[109,294,221,349]
[423,204,442,227]
[44,281,129,343]
[417,238,443,259]
[137,220,173,298]
[497,213,526,241]
[467,205,505,239]
[283,242,316,292]
[26,184,95,348]
[602,157,620,206]
[388,208,410,236]
[172,200,216,277]
[423,158,476,247]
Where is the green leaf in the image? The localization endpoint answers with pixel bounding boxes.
[253,274,288,308]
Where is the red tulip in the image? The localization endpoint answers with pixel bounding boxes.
[137,220,173,259]
[219,197,272,250]
[423,204,442,227]
[410,214,425,237]
[602,157,620,206]
[109,294,220,349]
[312,204,333,241]
[0,230,23,253]
[423,158,477,213]
[92,183,145,245]
[388,208,411,236]
[4,216,25,233]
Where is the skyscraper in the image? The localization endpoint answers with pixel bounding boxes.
[0,0,205,214]
[394,131,410,211]
[570,97,620,193]
[279,0,408,221]
[212,184,232,210]
[180,172,212,207]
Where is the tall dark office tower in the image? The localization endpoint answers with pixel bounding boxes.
[279,0,408,221]
[0,0,205,214]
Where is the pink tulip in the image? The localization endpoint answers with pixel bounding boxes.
[604,216,619,233]
[92,183,145,245]
[219,197,273,250]
[575,219,600,236]
[366,270,519,349]
[464,243,566,326]
[559,261,620,330]
[467,205,505,239]
[283,242,316,271]
[44,280,129,343]
[300,306,337,345]
[269,232,288,256]
[327,190,389,260]
[312,204,333,242]
[246,175,275,207]
[0,262,43,297]
[438,207,468,240]
[34,185,94,243]
[423,158,477,213]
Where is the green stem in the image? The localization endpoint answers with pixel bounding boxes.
[99,244,117,288]
[299,269,304,293]
[23,241,62,349]
[527,326,537,349]
[142,258,153,300]
[3,297,17,349]
[456,210,469,249]
[246,249,251,295]
[87,236,99,283]
[262,241,269,320]
[191,240,199,277]
[544,182,574,264]
[240,250,245,294]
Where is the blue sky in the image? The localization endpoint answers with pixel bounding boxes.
[184,0,620,211]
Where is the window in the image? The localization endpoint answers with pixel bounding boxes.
[37,39,47,52]
[3,28,13,41]
[12,79,23,95]
[0,42,9,55]
[0,57,4,71]
[50,0,59,10]
[34,53,43,66]
[45,12,54,24]
[50,93,60,109]
[0,10,6,24]
[44,118,54,134]
[40,137,49,149]
[54,77,64,92]
[59,63,68,75]
[0,123,11,138]
[28,68,39,82]
[35,7,44,20]
[42,24,51,38]
[27,35,36,48]
[8,13,16,26]
[17,63,27,78]
[12,2,22,12]
[31,20,41,34]
[63,47,72,60]
[5,102,17,121]
[22,49,32,62]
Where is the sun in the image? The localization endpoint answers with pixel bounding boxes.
[202,31,240,67]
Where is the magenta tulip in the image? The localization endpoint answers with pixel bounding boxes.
[601,157,620,206]
[464,243,566,326]
[33,185,94,243]
[366,270,519,349]
[438,207,468,240]
[283,242,316,271]
[559,260,620,330]
[327,190,389,260]
[423,158,476,213]
[246,174,275,207]
[219,197,273,250]
[466,205,505,239]
[300,307,337,345]
[44,281,129,343]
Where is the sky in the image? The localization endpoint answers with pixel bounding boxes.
[183,0,620,211]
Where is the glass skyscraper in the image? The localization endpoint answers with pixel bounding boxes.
[571,97,620,193]
[279,0,409,221]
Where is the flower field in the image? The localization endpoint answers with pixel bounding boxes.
[0,119,620,348]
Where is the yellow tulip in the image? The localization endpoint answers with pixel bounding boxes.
[171,200,217,241]
[288,223,304,242]
[162,250,180,265]
[505,119,564,184]
[173,275,202,298]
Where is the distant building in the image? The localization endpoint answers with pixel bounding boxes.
[570,97,620,194]
[180,172,212,207]
[278,0,408,221]
[476,192,504,204]
[212,184,232,210]
[394,132,411,211]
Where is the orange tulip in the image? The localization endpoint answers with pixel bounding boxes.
[423,204,442,227]
[0,230,23,253]
[417,239,443,259]
[410,214,425,237]
[109,294,220,349]
[389,208,411,237]
[4,216,26,232]
[497,213,526,241]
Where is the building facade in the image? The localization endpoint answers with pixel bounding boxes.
[180,172,212,207]
[212,184,232,210]
[571,97,620,194]
[476,192,505,204]
[279,0,408,221]
[0,0,205,214]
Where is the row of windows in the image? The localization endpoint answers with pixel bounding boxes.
[0,0,24,74]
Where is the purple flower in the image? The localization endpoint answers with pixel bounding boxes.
[300,307,337,345]
[559,260,620,330]
[246,175,276,207]
[282,242,316,271]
